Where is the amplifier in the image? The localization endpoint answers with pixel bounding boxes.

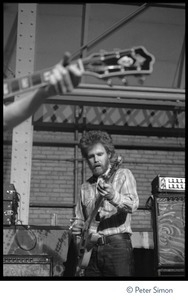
[151,192,185,277]
[158,268,185,277]
[4,183,18,200]
[3,255,53,277]
[152,175,185,194]
[3,183,19,225]
[3,201,18,225]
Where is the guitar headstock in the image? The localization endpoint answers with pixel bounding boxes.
[3,46,155,100]
[82,46,155,84]
[104,155,123,181]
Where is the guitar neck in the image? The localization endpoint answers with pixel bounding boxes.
[4,46,155,99]
[3,59,84,100]
[86,194,103,229]
[86,157,122,229]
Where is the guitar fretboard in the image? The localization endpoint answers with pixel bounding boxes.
[4,69,53,99]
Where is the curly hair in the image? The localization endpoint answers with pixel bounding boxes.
[79,130,115,159]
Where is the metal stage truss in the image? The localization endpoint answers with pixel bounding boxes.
[33,85,185,137]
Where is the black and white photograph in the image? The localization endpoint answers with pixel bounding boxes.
[3,2,185,298]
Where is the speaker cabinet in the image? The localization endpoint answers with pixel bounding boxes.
[158,267,185,277]
[152,193,185,276]
[3,255,53,277]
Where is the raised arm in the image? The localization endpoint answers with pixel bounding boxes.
[3,53,82,131]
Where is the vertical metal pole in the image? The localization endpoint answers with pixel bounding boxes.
[80,4,91,58]
[80,4,90,183]
[74,107,79,215]
[80,3,91,85]
[82,107,87,183]
[10,4,37,224]
[74,136,78,210]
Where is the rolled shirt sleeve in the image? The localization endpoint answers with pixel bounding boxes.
[108,168,139,213]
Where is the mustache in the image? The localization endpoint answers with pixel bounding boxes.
[94,163,102,168]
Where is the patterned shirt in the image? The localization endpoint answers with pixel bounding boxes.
[75,166,139,236]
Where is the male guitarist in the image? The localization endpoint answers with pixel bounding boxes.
[70,130,139,277]
[3,52,82,131]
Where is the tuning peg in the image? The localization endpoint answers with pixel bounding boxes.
[107,79,113,87]
[114,48,120,58]
[121,77,128,85]
[138,76,146,84]
[99,49,107,60]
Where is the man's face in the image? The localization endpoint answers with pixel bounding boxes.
[86,143,111,177]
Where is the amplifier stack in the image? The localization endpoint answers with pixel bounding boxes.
[3,255,53,277]
[151,175,185,277]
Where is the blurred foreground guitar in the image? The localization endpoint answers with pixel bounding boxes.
[75,155,122,276]
[4,46,155,99]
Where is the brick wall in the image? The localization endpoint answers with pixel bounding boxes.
[3,130,185,230]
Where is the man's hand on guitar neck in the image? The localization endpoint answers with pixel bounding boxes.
[43,51,83,97]
[97,180,115,201]
[3,52,83,131]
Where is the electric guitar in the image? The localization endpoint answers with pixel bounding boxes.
[3,46,155,100]
[75,155,122,276]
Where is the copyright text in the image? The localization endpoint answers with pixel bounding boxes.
[126,286,173,294]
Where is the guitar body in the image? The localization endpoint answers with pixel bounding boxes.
[79,248,92,269]
[76,220,100,271]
